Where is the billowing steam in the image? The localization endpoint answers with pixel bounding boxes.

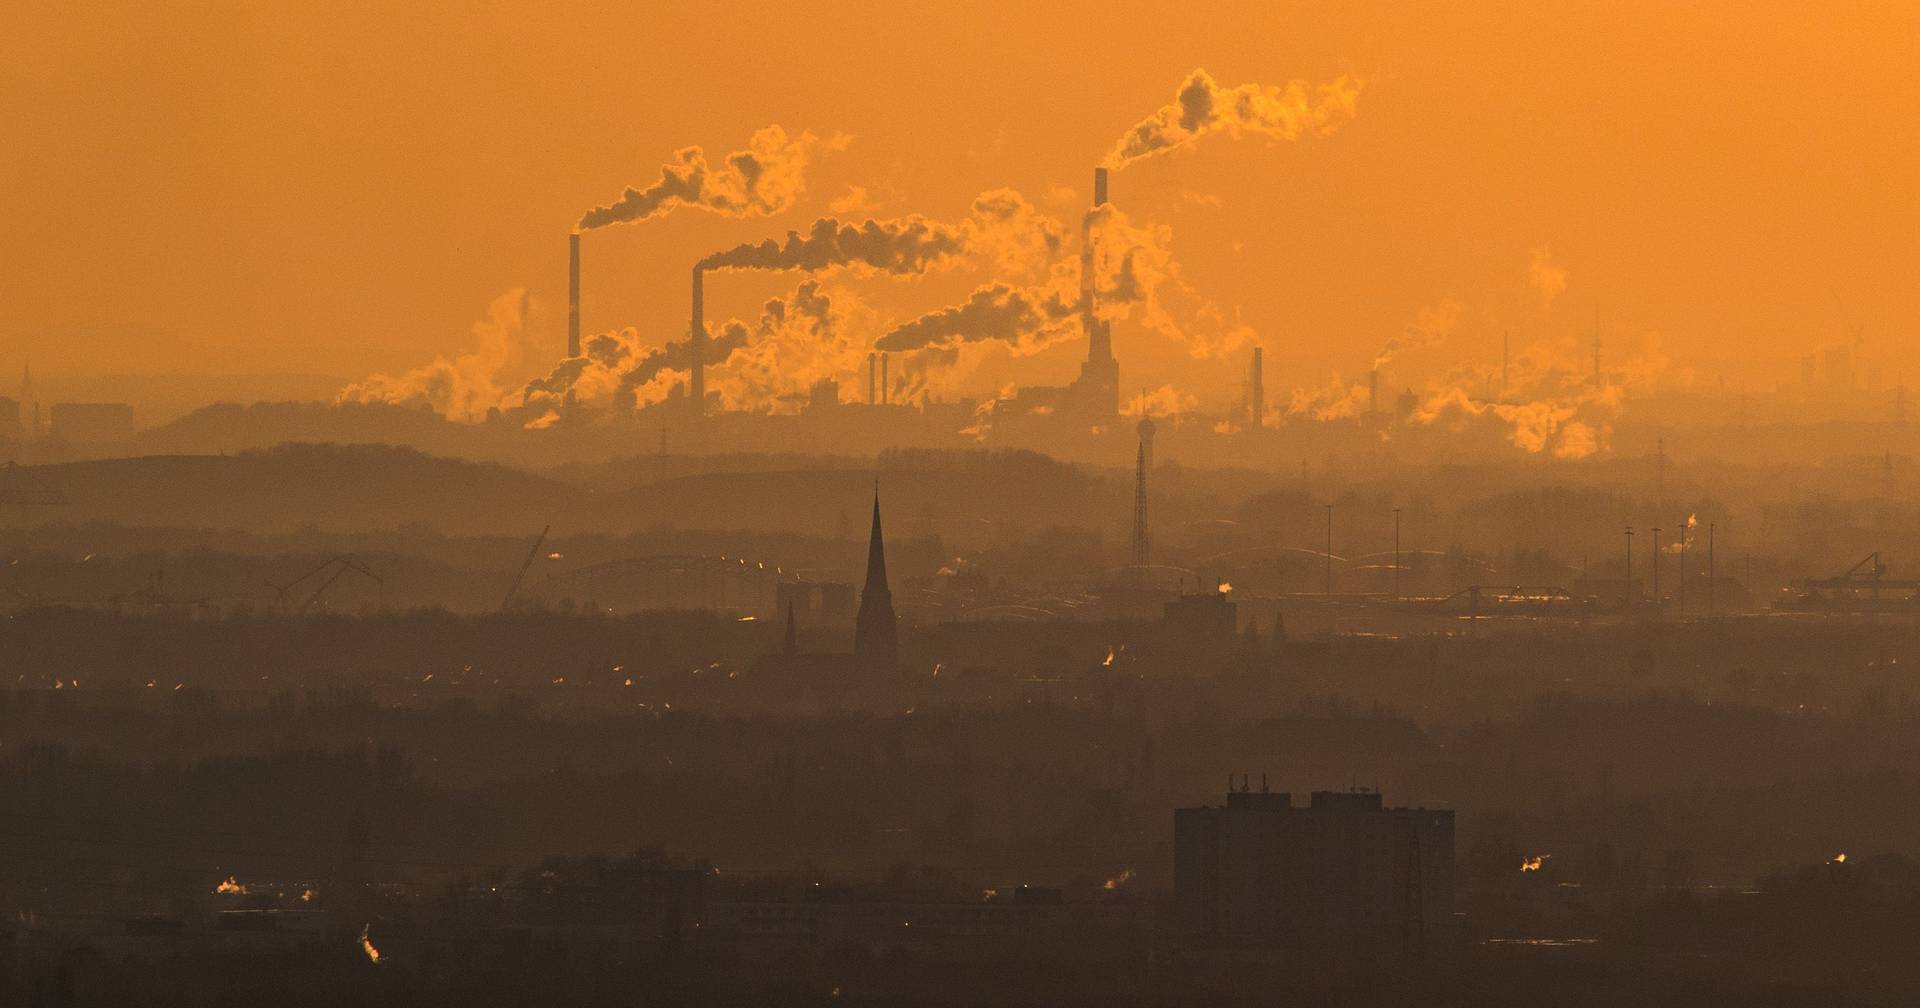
[1287,375,1373,422]
[1407,332,1673,459]
[877,201,1250,362]
[619,279,872,413]
[1284,301,1461,421]
[877,282,1079,355]
[697,215,971,274]
[691,189,1061,286]
[1124,384,1198,417]
[1528,246,1569,309]
[578,126,841,230]
[1373,299,1463,371]
[336,289,535,421]
[1105,68,1364,169]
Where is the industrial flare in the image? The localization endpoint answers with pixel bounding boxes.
[215,876,247,895]
[359,924,382,963]
[1520,854,1550,872]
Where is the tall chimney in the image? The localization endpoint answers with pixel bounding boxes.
[1249,346,1265,429]
[867,352,877,404]
[880,352,890,404]
[567,233,581,359]
[1083,166,1115,375]
[689,268,706,416]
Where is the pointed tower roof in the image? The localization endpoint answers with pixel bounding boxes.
[854,487,899,672]
[863,489,889,595]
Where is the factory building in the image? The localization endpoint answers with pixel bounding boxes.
[1174,785,1454,959]
[1162,586,1237,640]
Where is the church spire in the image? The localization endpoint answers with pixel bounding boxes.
[854,488,898,672]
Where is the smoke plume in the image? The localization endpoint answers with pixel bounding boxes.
[1105,68,1363,169]
[698,215,971,274]
[876,202,1249,361]
[336,290,534,422]
[1372,299,1464,371]
[877,282,1079,355]
[1406,332,1675,458]
[1528,246,1569,309]
[619,280,869,413]
[578,126,840,230]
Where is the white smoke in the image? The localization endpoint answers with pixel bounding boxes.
[336,290,534,422]
[1105,68,1364,169]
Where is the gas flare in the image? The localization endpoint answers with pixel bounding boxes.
[215,875,247,895]
[1102,868,1136,890]
[1520,854,1550,872]
[359,924,381,963]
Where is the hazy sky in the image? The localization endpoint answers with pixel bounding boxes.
[3,1,1915,412]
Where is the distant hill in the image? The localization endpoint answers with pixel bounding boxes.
[131,401,475,457]
[8,442,1210,544]
[15,443,579,535]
[605,448,1131,545]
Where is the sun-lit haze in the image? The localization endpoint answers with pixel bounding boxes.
[4,2,1915,426]
[14,9,1920,1003]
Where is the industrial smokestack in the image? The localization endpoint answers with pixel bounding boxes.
[690,268,706,415]
[567,233,581,359]
[1081,166,1117,411]
[880,352,890,404]
[867,352,877,404]
[1249,346,1264,429]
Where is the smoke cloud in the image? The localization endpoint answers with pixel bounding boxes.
[1105,68,1363,169]
[1406,332,1674,458]
[578,126,842,230]
[877,202,1250,361]
[694,184,1064,278]
[1287,375,1373,422]
[619,280,872,413]
[1123,384,1199,417]
[877,282,1079,355]
[1372,299,1464,371]
[336,289,534,422]
[698,215,972,274]
[1529,246,1569,309]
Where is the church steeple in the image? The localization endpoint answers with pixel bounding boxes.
[854,488,898,672]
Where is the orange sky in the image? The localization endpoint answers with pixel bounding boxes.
[3,1,1916,414]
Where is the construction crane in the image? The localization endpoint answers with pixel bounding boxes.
[267,554,383,615]
[1783,552,1920,613]
[502,525,550,610]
